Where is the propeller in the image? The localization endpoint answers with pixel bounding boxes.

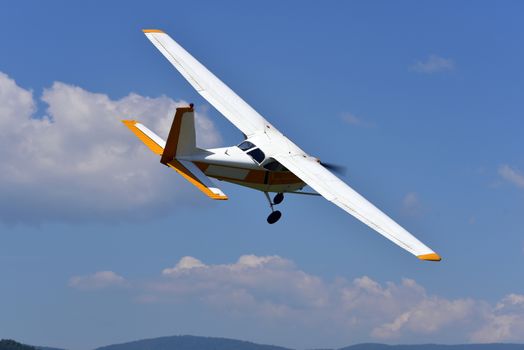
[320,161,347,176]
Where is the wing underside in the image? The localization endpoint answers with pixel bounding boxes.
[273,154,440,260]
[143,29,269,137]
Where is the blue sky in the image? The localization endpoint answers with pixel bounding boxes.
[1,1,524,349]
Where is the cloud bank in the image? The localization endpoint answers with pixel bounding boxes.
[0,72,221,224]
[72,254,524,345]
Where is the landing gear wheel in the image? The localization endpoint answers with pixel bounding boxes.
[273,192,284,205]
[267,210,282,224]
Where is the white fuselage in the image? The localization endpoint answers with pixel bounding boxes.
[179,144,305,193]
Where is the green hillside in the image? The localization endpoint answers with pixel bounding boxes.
[0,340,35,350]
[4,335,524,350]
[95,335,291,350]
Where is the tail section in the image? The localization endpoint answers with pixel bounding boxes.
[122,106,227,200]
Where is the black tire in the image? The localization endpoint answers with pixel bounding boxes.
[267,210,282,224]
[273,192,284,204]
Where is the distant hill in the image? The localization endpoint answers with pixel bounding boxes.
[95,335,292,350]
[5,335,524,350]
[0,339,64,350]
[94,336,524,350]
[95,336,524,350]
[0,340,36,350]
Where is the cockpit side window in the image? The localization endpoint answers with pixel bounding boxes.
[247,148,265,164]
[238,141,255,151]
[263,159,288,172]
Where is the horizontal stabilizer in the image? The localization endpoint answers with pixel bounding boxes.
[122,120,165,155]
[167,159,228,200]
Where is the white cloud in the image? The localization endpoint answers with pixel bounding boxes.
[410,54,455,73]
[154,255,347,316]
[80,254,524,344]
[0,72,222,224]
[162,256,206,275]
[499,164,524,189]
[161,255,291,277]
[340,113,374,127]
[68,270,126,290]
[470,294,524,342]
[372,296,477,339]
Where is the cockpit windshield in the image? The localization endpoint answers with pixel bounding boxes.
[238,141,255,151]
[238,140,267,165]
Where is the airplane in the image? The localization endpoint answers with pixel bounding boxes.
[122,29,441,262]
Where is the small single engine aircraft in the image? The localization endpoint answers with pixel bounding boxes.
[123,29,441,262]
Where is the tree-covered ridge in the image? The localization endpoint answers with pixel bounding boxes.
[3,336,524,350]
[0,340,36,350]
[95,335,291,350]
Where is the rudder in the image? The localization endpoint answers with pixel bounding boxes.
[160,105,197,165]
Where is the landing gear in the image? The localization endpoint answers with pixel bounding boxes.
[273,192,284,204]
[264,192,284,224]
[267,210,282,224]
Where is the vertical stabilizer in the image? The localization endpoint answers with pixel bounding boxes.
[160,106,228,200]
[161,106,198,164]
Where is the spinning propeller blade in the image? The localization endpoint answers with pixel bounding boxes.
[320,162,347,176]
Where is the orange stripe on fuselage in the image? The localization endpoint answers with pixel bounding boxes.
[193,161,302,186]
[268,171,303,185]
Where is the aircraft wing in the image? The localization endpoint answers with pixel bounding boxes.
[273,154,441,261]
[143,29,269,137]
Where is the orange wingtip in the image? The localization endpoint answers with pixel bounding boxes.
[417,253,442,262]
[210,194,229,200]
[142,29,164,33]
